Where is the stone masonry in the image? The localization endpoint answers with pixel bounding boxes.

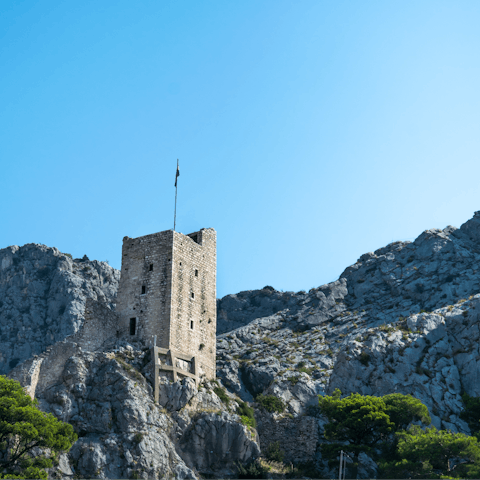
[116,228,217,395]
[255,410,318,463]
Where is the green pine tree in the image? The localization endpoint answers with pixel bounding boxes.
[0,376,77,479]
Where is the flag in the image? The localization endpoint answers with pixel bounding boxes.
[175,162,180,187]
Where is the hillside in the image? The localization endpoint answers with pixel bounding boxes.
[3,211,480,478]
[217,213,480,433]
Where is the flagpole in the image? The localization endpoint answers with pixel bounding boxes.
[174,159,178,231]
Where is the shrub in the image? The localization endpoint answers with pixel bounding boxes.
[461,393,480,439]
[265,441,285,462]
[133,432,144,444]
[213,386,230,406]
[288,376,300,385]
[298,367,314,375]
[359,351,371,366]
[237,401,256,428]
[240,415,256,428]
[237,459,267,479]
[256,394,285,414]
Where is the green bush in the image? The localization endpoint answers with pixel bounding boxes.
[265,441,285,462]
[213,386,230,406]
[240,415,256,428]
[359,351,371,366]
[288,376,300,385]
[298,367,314,375]
[461,393,480,439]
[237,401,256,428]
[236,459,267,479]
[256,394,285,413]
[133,432,144,444]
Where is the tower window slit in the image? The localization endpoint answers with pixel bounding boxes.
[190,321,194,330]
[195,269,198,277]
[149,264,153,271]
[130,318,136,335]
[141,285,146,295]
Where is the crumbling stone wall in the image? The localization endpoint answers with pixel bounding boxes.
[256,411,318,463]
[10,298,118,398]
[76,298,119,351]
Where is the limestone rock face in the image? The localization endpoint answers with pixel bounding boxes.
[213,211,480,475]
[10,343,259,479]
[179,411,261,476]
[0,243,119,374]
[217,279,348,334]
[158,377,197,412]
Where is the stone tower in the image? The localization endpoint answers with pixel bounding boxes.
[116,228,216,392]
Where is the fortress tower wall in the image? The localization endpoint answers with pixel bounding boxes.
[170,228,216,379]
[116,230,174,349]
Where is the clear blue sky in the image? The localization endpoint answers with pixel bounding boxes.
[2,1,480,298]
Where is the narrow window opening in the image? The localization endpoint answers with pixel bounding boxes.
[190,321,194,329]
[179,262,182,266]
[130,318,136,335]
[149,264,153,271]
[191,292,195,299]
[141,285,146,295]
[195,269,198,277]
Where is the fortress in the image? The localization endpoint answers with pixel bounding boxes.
[10,227,217,403]
[116,228,217,398]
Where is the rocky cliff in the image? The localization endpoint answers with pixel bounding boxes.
[4,211,480,478]
[0,244,119,374]
[214,211,480,474]
[9,339,259,479]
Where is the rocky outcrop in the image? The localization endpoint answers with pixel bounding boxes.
[213,211,480,475]
[179,411,260,477]
[10,341,260,479]
[217,279,348,335]
[0,244,119,374]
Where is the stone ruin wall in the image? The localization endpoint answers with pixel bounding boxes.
[77,298,119,350]
[9,298,117,398]
[256,411,318,464]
